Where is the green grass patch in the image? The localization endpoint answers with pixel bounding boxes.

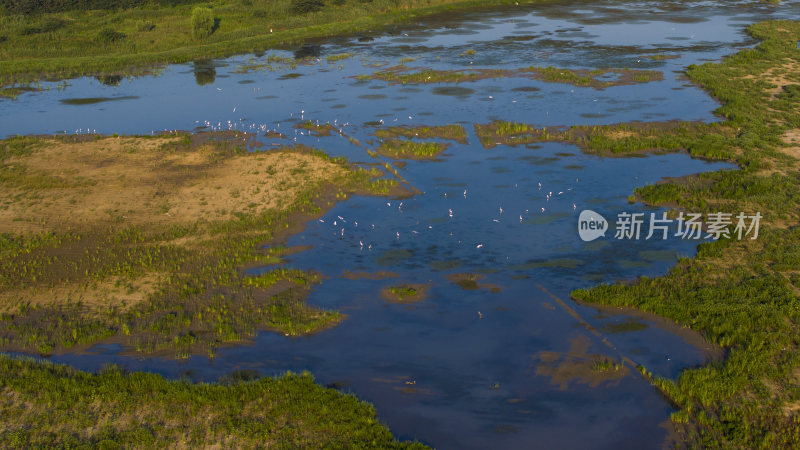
[0,355,427,448]
[374,124,467,143]
[376,138,448,160]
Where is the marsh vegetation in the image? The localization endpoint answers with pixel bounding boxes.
[358,65,663,88]
[570,21,800,447]
[1,0,799,447]
[0,133,403,357]
[0,355,426,448]
[0,0,551,84]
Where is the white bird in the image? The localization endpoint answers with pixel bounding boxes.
[449,209,453,218]
[476,243,483,248]
[499,206,503,214]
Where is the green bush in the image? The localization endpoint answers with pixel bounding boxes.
[95,28,125,44]
[190,6,215,40]
[290,0,324,14]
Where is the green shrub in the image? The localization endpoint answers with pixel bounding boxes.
[190,6,215,40]
[290,0,324,14]
[137,20,155,32]
[95,28,125,44]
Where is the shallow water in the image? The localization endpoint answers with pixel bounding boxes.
[4,0,800,448]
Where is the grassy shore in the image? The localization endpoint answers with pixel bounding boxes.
[0,0,544,84]
[472,19,800,446]
[0,355,426,448]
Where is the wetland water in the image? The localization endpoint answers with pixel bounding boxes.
[3,0,800,448]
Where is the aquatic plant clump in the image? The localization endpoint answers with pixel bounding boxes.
[358,65,663,89]
[374,124,468,143]
[375,139,448,160]
[381,283,429,303]
[295,120,342,137]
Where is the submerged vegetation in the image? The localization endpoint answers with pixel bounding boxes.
[445,273,502,293]
[0,133,402,357]
[567,21,800,447]
[0,355,426,448]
